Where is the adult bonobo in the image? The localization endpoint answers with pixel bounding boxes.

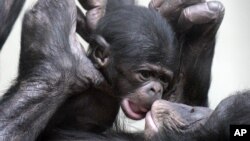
[0,0,226,141]
[145,91,250,141]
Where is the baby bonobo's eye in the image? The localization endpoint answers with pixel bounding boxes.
[138,70,153,81]
[160,75,169,84]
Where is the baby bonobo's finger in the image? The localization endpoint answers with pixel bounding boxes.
[178,1,225,32]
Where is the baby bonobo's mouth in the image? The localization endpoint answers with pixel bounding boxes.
[121,98,149,120]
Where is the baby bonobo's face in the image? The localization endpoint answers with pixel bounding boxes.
[92,5,177,120]
[116,63,173,120]
[145,100,213,139]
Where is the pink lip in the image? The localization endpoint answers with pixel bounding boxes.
[121,99,147,120]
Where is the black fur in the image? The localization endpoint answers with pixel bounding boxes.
[151,91,250,141]
[1,0,248,141]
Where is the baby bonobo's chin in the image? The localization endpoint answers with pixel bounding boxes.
[144,100,213,138]
[121,98,148,120]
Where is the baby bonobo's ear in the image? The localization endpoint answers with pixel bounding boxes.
[91,35,110,68]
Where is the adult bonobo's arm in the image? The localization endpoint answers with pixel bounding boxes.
[0,0,103,140]
[149,0,225,106]
[77,0,107,42]
[0,0,25,49]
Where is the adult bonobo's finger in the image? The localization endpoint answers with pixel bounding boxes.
[76,8,91,42]
[86,6,106,31]
[178,1,225,33]
[149,0,205,21]
[148,0,164,10]
[79,0,107,31]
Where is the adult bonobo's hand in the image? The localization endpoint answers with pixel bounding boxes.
[149,0,225,106]
[77,0,107,42]
[149,0,225,34]
[0,0,105,140]
[19,0,104,94]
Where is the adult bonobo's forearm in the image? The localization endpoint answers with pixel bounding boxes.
[0,0,103,140]
[177,1,225,106]
[150,0,225,106]
[0,76,69,140]
[0,0,26,49]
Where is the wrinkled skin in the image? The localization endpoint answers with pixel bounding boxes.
[146,91,250,141]
[0,0,106,48]
[0,0,229,141]
[77,0,107,42]
[145,100,212,139]
[0,0,174,140]
[150,0,225,106]
[0,0,108,140]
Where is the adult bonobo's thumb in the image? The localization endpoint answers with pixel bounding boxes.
[149,0,225,34]
[177,1,225,33]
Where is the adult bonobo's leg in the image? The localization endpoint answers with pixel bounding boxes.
[0,0,103,140]
[0,0,25,49]
[150,0,225,106]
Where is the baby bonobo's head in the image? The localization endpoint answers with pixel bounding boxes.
[89,5,179,120]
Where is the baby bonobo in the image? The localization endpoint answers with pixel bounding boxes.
[88,0,179,120]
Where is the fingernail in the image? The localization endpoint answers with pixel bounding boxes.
[207,1,224,12]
